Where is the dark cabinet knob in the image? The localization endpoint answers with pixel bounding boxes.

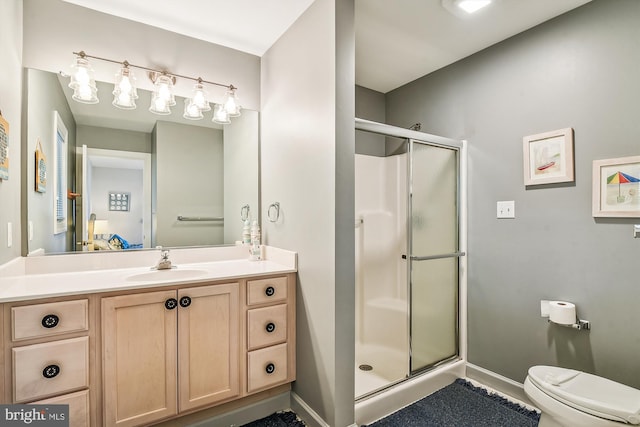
[265,322,276,333]
[265,286,275,297]
[165,298,178,310]
[179,296,192,308]
[265,363,275,374]
[41,314,59,329]
[43,364,60,379]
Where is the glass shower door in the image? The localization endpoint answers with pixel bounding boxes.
[408,140,461,373]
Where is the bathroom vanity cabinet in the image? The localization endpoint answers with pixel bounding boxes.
[2,297,94,426]
[102,283,241,426]
[0,271,296,427]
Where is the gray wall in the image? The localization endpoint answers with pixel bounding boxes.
[223,109,260,244]
[261,0,355,425]
[153,121,223,247]
[385,0,640,388]
[355,85,386,156]
[0,0,22,264]
[25,68,76,254]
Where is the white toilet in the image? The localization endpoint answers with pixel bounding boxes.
[524,365,640,427]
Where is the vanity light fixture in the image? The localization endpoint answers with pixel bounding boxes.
[112,62,138,110]
[183,98,204,120]
[69,56,98,104]
[70,51,241,121]
[212,103,231,124]
[149,72,176,115]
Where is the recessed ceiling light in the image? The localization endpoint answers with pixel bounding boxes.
[457,0,492,14]
[442,0,493,16]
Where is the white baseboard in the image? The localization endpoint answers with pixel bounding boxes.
[465,363,537,410]
[291,392,331,427]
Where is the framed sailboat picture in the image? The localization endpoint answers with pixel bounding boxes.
[523,128,574,186]
[592,155,640,218]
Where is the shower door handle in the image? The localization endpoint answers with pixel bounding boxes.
[403,252,465,261]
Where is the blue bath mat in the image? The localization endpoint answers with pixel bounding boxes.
[364,378,540,427]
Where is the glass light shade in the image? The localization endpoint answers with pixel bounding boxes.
[69,57,98,104]
[112,67,138,110]
[152,74,176,107]
[212,103,231,124]
[183,98,203,120]
[191,82,211,111]
[222,88,241,117]
[149,94,172,115]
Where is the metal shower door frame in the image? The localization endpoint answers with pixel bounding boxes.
[407,137,464,375]
[355,118,466,379]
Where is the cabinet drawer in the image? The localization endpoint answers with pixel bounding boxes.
[33,390,90,427]
[247,343,288,393]
[247,304,287,350]
[13,336,89,403]
[12,299,88,341]
[247,277,288,306]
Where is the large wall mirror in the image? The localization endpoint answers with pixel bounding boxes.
[24,68,259,255]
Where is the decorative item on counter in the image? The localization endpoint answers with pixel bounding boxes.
[242,219,251,245]
[249,220,261,261]
[35,139,47,192]
[0,111,9,181]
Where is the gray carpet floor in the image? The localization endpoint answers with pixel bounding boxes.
[243,379,540,426]
[364,378,540,427]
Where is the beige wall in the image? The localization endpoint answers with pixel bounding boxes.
[261,0,355,425]
[22,0,260,110]
[0,0,22,264]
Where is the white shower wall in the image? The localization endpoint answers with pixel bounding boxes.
[355,153,408,371]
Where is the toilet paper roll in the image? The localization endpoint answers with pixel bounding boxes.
[549,301,576,325]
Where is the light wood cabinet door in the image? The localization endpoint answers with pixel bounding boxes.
[102,290,178,427]
[177,283,240,412]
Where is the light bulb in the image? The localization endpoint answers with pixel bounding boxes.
[212,103,230,124]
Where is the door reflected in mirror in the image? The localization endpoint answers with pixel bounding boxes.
[25,68,259,255]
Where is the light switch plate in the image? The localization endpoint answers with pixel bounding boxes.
[497,201,515,218]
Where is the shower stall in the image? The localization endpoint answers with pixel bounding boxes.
[354,119,467,424]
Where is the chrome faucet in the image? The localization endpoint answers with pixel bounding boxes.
[155,248,173,270]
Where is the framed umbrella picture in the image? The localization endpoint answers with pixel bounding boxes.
[592,155,640,217]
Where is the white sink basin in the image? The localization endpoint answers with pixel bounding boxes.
[126,268,209,282]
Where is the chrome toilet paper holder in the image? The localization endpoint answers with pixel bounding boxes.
[541,300,591,330]
[548,318,590,330]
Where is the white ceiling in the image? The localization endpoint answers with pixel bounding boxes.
[356,0,592,93]
[63,0,592,94]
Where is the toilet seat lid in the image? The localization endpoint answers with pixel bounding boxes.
[528,366,640,425]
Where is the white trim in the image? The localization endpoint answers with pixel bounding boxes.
[53,111,68,235]
[355,359,466,426]
[465,363,537,409]
[459,140,468,362]
[291,392,330,427]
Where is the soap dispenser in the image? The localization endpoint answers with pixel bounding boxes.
[242,220,251,245]
[249,220,261,261]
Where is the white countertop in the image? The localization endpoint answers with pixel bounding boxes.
[0,246,297,303]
